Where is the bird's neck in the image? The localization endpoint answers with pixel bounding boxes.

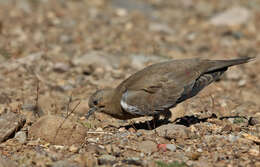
[104,88,134,120]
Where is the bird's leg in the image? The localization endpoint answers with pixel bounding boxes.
[152,114,160,135]
[152,114,160,128]
[146,115,159,130]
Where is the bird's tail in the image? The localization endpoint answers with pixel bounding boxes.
[207,56,255,72]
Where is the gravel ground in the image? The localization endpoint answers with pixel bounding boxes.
[0,0,260,166]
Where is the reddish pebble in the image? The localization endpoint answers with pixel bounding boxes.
[157,144,167,152]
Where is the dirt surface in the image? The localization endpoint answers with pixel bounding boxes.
[0,0,260,166]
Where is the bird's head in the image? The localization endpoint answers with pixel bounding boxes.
[86,88,114,119]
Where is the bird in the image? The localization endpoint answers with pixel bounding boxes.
[86,56,254,122]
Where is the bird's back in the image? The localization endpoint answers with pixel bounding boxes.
[116,58,209,92]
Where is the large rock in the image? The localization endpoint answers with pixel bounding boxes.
[0,112,25,143]
[29,115,86,146]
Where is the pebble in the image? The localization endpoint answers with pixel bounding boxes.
[122,157,142,166]
[53,63,70,73]
[53,145,65,150]
[166,144,177,152]
[118,127,126,132]
[210,7,251,26]
[95,127,103,132]
[238,79,247,87]
[249,148,259,156]
[14,131,27,144]
[87,138,99,143]
[98,154,117,165]
[227,134,239,143]
[136,132,142,137]
[197,148,203,153]
[69,145,79,153]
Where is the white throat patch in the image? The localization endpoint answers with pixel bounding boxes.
[120,91,145,116]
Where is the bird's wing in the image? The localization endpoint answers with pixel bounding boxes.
[119,59,205,116]
[120,82,185,116]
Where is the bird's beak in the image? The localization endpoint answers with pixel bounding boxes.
[85,107,97,119]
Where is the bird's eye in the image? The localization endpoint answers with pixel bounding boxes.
[93,100,98,105]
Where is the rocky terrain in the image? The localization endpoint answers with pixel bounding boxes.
[0,0,260,166]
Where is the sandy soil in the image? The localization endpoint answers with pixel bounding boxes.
[0,0,260,166]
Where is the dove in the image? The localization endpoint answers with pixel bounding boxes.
[86,57,254,121]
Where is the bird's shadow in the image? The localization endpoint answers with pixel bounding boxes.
[122,114,247,130]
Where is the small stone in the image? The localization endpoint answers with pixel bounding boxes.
[53,63,70,73]
[166,144,176,152]
[69,145,79,153]
[136,132,142,137]
[118,127,126,132]
[98,154,117,165]
[122,157,142,166]
[156,124,190,140]
[249,148,259,156]
[238,79,246,87]
[96,127,103,132]
[210,7,251,26]
[87,138,99,143]
[14,131,27,144]
[138,140,157,154]
[53,145,65,150]
[116,8,127,17]
[227,134,239,142]
[197,148,203,153]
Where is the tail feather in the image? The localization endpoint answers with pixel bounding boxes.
[207,56,255,73]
